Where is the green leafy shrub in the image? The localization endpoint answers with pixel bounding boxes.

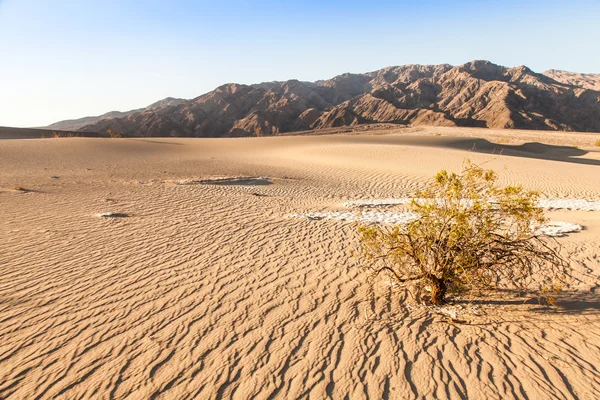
[357,161,568,305]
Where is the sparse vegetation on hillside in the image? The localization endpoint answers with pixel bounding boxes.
[357,161,569,305]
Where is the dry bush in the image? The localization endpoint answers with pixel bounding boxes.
[50,131,78,138]
[107,129,122,138]
[357,161,569,305]
[496,135,512,144]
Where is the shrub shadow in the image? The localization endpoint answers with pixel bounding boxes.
[453,290,600,315]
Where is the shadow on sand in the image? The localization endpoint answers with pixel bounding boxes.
[445,138,600,166]
[454,290,600,315]
[347,136,600,166]
[137,139,185,146]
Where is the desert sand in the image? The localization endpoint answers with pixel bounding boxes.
[1,126,600,399]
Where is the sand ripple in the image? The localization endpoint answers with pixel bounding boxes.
[1,135,599,399]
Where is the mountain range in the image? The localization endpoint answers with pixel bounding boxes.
[46,61,600,137]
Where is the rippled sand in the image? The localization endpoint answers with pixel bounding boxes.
[1,128,600,399]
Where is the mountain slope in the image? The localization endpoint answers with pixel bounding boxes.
[52,61,600,137]
[45,97,186,131]
[543,69,600,91]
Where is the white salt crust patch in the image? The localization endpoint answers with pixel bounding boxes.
[537,199,600,211]
[343,199,412,207]
[344,198,600,211]
[534,221,582,237]
[289,211,419,225]
[96,212,128,218]
[175,177,271,186]
[290,211,582,237]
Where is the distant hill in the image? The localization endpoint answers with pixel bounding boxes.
[543,69,600,91]
[47,61,600,137]
[45,97,186,131]
[0,126,106,140]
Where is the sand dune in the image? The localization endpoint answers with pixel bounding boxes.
[1,128,600,399]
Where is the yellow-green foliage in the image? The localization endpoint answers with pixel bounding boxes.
[107,129,122,138]
[50,131,78,138]
[357,160,568,305]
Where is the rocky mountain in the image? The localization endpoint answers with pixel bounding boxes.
[51,61,600,136]
[45,97,186,131]
[543,69,600,91]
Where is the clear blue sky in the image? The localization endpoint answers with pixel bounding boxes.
[1,0,599,127]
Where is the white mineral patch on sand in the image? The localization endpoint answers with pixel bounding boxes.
[290,211,419,224]
[96,212,128,218]
[175,176,271,186]
[538,199,600,211]
[343,198,413,207]
[535,221,583,237]
[291,211,581,237]
[345,198,600,211]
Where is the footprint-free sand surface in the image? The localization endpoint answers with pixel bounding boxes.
[1,127,600,399]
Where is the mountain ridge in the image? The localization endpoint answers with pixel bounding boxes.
[45,97,186,131]
[543,69,600,91]
[47,61,600,136]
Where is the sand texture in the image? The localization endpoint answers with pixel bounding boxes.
[1,127,600,399]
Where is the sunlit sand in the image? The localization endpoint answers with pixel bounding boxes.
[1,127,600,398]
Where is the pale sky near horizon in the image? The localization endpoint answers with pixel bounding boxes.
[1,0,599,127]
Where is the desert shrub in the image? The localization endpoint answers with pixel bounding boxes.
[50,131,78,138]
[107,129,122,138]
[496,135,511,144]
[357,161,568,305]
